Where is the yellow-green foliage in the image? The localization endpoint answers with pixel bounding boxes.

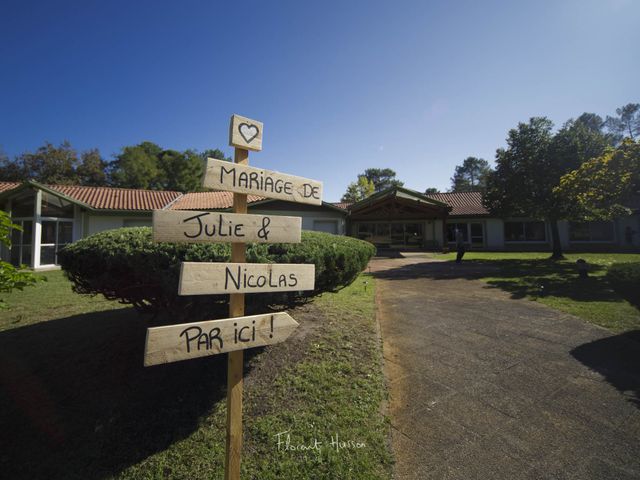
[556,139,640,219]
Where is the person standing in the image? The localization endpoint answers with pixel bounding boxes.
[455,228,466,264]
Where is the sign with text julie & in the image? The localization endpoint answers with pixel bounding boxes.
[152,210,302,244]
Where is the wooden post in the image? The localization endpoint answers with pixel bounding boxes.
[225,147,248,480]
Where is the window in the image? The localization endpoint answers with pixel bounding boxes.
[9,220,32,267]
[375,223,390,237]
[356,223,373,239]
[470,223,484,245]
[39,220,73,265]
[505,221,546,242]
[569,221,614,242]
[11,192,35,217]
[313,220,338,234]
[41,192,73,218]
[446,223,468,242]
[405,223,423,246]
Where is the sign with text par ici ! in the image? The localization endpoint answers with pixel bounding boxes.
[144,312,299,366]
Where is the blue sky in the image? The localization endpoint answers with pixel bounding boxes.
[1,0,638,200]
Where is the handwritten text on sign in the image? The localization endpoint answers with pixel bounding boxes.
[144,312,299,366]
[178,262,315,295]
[203,158,323,206]
[152,210,302,244]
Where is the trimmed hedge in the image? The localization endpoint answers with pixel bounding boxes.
[58,227,375,320]
[606,262,640,307]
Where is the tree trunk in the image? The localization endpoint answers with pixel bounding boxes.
[548,219,564,260]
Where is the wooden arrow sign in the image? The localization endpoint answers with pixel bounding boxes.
[203,158,323,206]
[178,262,315,295]
[144,312,299,366]
[152,210,302,244]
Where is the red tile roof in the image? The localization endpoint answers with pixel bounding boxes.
[1,180,491,216]
[169,191,266,210]
[331,202,352,210]
[425,191,489,216]
[0,182,20,193]
[50,185,183,211]
[0,181,182,211]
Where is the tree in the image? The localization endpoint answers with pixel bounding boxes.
[362,168,403,192]
[201,148,231,162]
[109,142,162,189]
[450,157,492,192]
[0,211,39,308]
[0,150,22,181]
[76,149,108,186]
[484,116,609,259]
[555,140,640,220]
[424,187,440,194]
[8,141,78,184]
[605,103,640,143]
[158,149,204,192]
[341,176,375,203]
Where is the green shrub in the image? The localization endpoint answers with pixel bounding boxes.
[606,262,640,307]
[58,227,375,321]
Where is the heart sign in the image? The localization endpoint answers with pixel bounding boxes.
[229,114,263,151]
[239,123,259,143]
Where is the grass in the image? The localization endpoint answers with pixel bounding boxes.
[0,269,121,331]
[440,251,640,333]
[0,272,392,479]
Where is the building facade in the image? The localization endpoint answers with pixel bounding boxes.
[1,182,638,270]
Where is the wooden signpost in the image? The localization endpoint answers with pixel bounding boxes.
[144,114,322,480]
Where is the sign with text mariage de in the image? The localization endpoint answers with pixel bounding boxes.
[203,158,323,206]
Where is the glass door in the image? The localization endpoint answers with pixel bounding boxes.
[40,220,73,265]
[10,219,33,267]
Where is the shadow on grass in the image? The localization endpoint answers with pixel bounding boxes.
[571,330,640,409]
[372,258,629,304]
[0,308,257,480]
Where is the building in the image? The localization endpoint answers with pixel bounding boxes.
[0,181,346,270]
[1,181,638,270]
[347,187,640,252]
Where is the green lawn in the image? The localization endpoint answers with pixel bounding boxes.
[0,269,121,331]
[440,251,640,332]
[0,272,392,479]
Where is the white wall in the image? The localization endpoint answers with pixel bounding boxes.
[86,214,152,236]
[485,218,504,249]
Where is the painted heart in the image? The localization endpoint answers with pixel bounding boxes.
[238,123,259,143]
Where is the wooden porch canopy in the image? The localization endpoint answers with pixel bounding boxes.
[349,187,451,221]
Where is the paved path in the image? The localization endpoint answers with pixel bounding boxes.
[371,257,640,480]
